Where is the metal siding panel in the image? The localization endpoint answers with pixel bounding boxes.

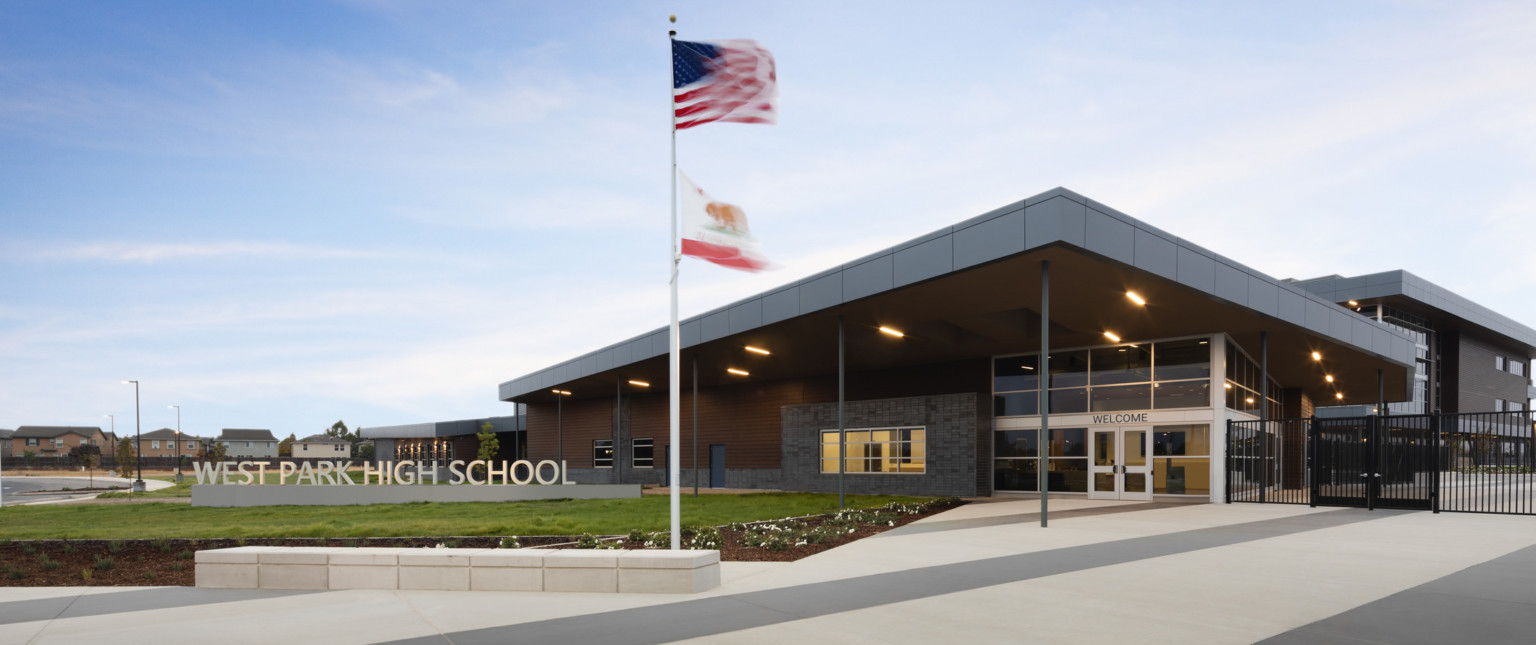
[680,320,701,348]
[1373,328,1392,355]
[652,331,669,356]
[1176,246,1216,292]
[612,342,632,366]
[701,311,730,342]
[1085,208,1135,265]
[953,209,1025,269]
[1334,276,1366,294]
[594,351,613,372]
[893,235,953,287]
[729,300,763,333]
[1278,290,1307,326]
[1248,276,1279,318]
[1024,196,1086,248]
[629,339,650,362]
[843,254,894,301]
[1214,262,1248,304]
[762,287,799,324]
[1306,300,1331,334]
[1353,319,1375,348]
[799,273,843,313]
[1331,310,1355,341]
[580,356,597,377]
[1133,228,1178,280]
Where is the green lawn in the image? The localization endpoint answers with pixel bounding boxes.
[0,493,925,540]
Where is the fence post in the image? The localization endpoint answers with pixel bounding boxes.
[1365,415,1377,512]
[1308,416,1318,508]
[1432,409,1441,514]
[1224,419,1232,504]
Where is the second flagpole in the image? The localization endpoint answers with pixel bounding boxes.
[667,15,682,551]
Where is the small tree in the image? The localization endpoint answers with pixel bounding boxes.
[475,422,500,477]
[77,448,102,488]
[326,420,360,450]
[356,443,375,460]
[114,437,135,480]
[278,433,296,457]
[204,440,228,464]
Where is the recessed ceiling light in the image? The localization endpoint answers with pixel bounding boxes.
[552,389,572,396]
[1223,383,1233,390]
[1347,300,1359,307]
[1336,392,1344,400]
[878,326,904,338]
[1325,375,1334,383]
[745,346,770,355]
[1104,331,1121,342]
[1311,351,1322,361]
[628,380,650,387]
[727,368,749,376]
[1126,291,1146,306]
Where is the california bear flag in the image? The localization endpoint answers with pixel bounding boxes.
[678,171,771,272]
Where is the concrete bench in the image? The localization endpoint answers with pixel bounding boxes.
[195,546,720,594]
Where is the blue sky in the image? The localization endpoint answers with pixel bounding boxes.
[3,1,1534,438]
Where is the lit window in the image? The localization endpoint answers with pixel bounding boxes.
[1496,356,1507,371]
[1511,360,1526,377]
[593,440,614,468]
[820,427,926,474]
[632,438,654,468]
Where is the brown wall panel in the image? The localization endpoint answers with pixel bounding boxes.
[525,358,992,471]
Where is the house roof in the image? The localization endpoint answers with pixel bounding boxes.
[142,428,200,440]
[219,428,276,441]
[0,429,13,439]
[499,187,1422,407]
[13,426,102,439]
[296,434,348,444]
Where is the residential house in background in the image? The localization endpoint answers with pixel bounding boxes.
[293,434,351,458]
[0,429,12,457]
[140,428,204,460]
[9,426,108,457]
[218,429,279,458]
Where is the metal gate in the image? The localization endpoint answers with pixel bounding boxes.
[1228,411,1535,515]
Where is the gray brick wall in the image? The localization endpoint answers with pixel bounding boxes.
[780,393,978,497]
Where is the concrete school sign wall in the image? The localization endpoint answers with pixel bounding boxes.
[191,459,574,486]
[188,460,643,508]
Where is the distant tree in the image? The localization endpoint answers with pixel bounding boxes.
[204,440,228,463]
[22,450,37,466]
[475,422,500,477]
[325,420,360,447]
[278,433,296,457]
[114,437,135,479]
[356,443,375,460]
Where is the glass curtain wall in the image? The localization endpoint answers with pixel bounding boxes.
[1224,342,1283,418]
[994,337,1213,416]
[993,337,1214,493]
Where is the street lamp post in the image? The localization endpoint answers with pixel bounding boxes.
[102,413,114,478]
[169,404,183,483]
[122,380,144,493]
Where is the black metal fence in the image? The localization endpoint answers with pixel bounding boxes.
[1229,411,1536,515]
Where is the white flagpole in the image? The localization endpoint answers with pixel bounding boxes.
[667,17,682,551]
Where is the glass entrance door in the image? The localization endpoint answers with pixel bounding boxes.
[1089,426,1152,500]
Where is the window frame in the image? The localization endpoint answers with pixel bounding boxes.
[632,438,654,468]
[593,439,614,469]
[819,426,926,475]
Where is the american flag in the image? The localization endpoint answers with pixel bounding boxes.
[672,39,778,131]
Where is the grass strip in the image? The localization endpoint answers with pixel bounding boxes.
[0,493,925,540]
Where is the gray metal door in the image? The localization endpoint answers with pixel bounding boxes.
[710,444,726,488]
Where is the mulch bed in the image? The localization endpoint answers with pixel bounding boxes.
[0,498,965,587]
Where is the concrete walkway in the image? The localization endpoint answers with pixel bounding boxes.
[3,499,1535,644]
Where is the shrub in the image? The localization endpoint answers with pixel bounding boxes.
[627,529,646,543]
[170,561,186,571]
[81,568,92,581]
[21,543,36,555]
[5,565,24,580]
[39,555,60,571]
[62,542,77,554]
[499,537,521,549]
[176,550,192,561]
[154,538,172,552]
[107,540,124,554]
[93,556,114,571]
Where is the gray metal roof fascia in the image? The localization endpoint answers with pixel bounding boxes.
[498,187,1418,400]
[1294,270,1536,350]
[361,415,524,439]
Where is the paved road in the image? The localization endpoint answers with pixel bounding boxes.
[2,499,1534,643]
[0,476,163,505]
